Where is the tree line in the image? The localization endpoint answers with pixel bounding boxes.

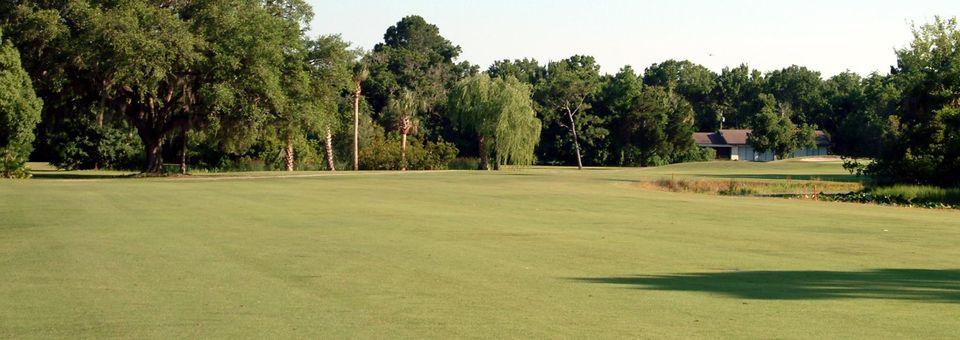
[1,2,959,186]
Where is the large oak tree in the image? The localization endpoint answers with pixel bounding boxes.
[3,0,310,173]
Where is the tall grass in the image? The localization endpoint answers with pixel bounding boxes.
[645,177,861,196]
[870,185,960,206]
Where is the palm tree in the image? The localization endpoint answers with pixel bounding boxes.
[388,89,424,171]
[324,126,336,171]
[351,62,368,171]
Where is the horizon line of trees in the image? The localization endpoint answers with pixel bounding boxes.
[2,2,960,186]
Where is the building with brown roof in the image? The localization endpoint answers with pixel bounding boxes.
[694,129,831,161]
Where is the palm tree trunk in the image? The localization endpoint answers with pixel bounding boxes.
[566,108,584,170]
[285,134,294,172]
[401,132,408,171]
[325,126,336,171]
[353,84,361,171]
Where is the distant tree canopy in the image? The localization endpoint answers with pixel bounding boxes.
[488,58,545,85]
[643,60,718,132]
[747,94,816,159]
[364,15,476,141]
[534,55,604,168]
[2,3,960,185]
[617,86,700,166]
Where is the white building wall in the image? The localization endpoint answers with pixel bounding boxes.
[738,147,829,162]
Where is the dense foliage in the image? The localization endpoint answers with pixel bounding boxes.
[2,2,959,184]
[0,31,41,178]
[865,17,960,186]
[601,67,705,166]
[747,94,816,159]
[448,74,540,169]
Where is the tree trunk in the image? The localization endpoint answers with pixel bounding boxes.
[401,132,408,171]
[478,135,490,170]
[566,108,584,170]
[179,128,187,175]
[144,138,163,174]
[325,126,336,171]
[285,134,294,172]
[492,136,500,170]
[95,110,103,171]
[353,84,361,171]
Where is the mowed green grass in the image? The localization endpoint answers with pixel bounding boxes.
[2,160,959,338]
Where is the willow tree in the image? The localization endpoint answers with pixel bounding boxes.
[449,74,541,169]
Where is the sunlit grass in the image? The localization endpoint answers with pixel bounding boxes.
[4,159,959,338]
[870,184,960,205]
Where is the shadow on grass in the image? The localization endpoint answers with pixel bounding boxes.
[701,174,862,183]
[30,170,137,180]
[573,269,960,303]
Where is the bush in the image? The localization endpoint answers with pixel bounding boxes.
[0,34,42,178]
[47,116,143,170]
[359,134,458,170]
[448,157,480,170]
[718,181,757,196]
[419,139,458,170]
[1,151,30,178]
[688,146,716,162]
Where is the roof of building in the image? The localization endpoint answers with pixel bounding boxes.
[694,129,831,147]
[718,129,751,145]
[814,131,830,147]
[693,132,726,145]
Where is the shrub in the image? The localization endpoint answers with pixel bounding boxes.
[417,139,458,170]
[718,181,757,196]
[358,134,458,170]
[0,34,42,178]
[1,151,30,178]
[47,117,143,170]
[448,157,480,170]
[678,146,716,163]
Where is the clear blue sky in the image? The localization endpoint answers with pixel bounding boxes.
[306,0,960,76]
